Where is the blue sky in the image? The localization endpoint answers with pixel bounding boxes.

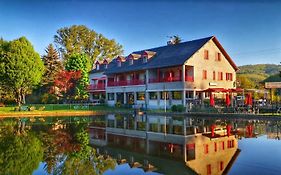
[0,0,281,66]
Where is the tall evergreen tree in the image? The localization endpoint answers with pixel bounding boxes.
[42,44,62,85]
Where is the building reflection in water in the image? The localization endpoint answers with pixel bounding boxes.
[89,114,241,175]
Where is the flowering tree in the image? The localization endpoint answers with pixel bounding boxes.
[53,70,81,100]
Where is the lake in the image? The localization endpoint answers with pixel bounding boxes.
[0,114,280,175]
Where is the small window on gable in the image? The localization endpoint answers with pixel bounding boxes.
[216,52,221,61]
[204,50,209,60]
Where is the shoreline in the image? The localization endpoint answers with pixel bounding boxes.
[0,110,281,120]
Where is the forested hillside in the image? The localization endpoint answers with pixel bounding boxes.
[237,64,280,89]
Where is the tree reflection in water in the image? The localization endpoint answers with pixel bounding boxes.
[0,117,116,175]
[0,119,43,175]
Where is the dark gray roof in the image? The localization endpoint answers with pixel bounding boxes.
[88,64,107,74]
[98,36,213,75]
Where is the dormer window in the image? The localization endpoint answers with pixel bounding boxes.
[103,59,108,69]
[95,61,100,70]
[143,56,148,63]
[129,59,133,65]
[142,51,156,60]
[117,61,121,67]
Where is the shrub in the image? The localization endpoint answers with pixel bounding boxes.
[115,102,121,108]
[171,105,178,112]
[176,105,185,112]
[171,105,185,112]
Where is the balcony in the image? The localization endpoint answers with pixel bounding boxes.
[108,79,145,87]
[185,76,194,82]
[149,76,182,83]
[88,84,105,91]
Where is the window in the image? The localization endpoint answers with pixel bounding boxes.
[186,91,194,98]
[216,52,221,61]
[218,72,223,80]
[161,92,169,100]
[227,140,235,148]
[219,161,224,171]
[108,93,114,101]
[226,73,233,81]
[149,92,157,100]
[117,61,121,67]
[143,56,148,63]
[129,59,133,65]
[213,71,216,80]
[207,164,211,175]
[172,91,182,100]
[186,143,196,161]
[214,142,217,152]
[204,144,209,154]
[221,141,225,150]
[137,92,145,100]
[203,70,207,80]
[204,50,209,60]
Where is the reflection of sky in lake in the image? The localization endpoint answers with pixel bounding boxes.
[104,164,163,175]
[229,135,281,175]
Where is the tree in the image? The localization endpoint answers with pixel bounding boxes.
[42,44,63,86]
[236,74,255,89]
[0,121,43,175]
[0,37,44,105]
[53,70,81,100]
[169,35,182,44]
[54,25,123,64]
[65,53,90,98]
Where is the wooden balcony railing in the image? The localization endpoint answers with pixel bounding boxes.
[149,76,182,83]
[185,76,194,82]
[88,84,105,91]
[149,76,194,83]
[108,79,145,87]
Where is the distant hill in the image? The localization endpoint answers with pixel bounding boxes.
[238,64,280,76]
[237,64,280,88]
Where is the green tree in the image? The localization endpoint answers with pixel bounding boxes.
[42,44,63,86]
[65,53,90,99]
[169,35,182,44]
[0,132,43,175]
[237,74,255,89]
[0,37,44,105]
[54,25,123,65]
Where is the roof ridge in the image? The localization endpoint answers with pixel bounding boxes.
[133,36,213,53]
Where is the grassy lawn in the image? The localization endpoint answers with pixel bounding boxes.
[0,104,133,114]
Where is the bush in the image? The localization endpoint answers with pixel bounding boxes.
[171,105,178,112]
[176,105,185,112]
[115,102,121,108]
[171,105,185,112]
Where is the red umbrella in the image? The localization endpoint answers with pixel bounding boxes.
[225,93,231,107]
[246,93,253,106]
[211,124,216,137]
[248,93,252,106]
[226,124,232,137]
[210,93,215,107]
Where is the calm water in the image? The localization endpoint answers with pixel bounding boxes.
[0,115,281,175]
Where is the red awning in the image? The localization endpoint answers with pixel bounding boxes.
[201,88,226,93]
[202,88,244,93]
